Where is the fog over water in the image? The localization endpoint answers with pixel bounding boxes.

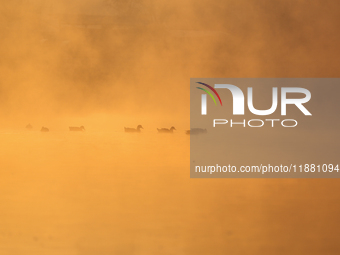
[0,0,340,254]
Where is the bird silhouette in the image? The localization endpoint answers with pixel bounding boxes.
[124,125,143,133]
[40,127,49,132]
[69,126,85,131]
[186,128,207,135]
[157,126,176,133]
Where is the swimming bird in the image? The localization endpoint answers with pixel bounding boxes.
[157,126,176,133]
[186,128,207,135]
[41,127,49,132]
[124,125,143,133]
[26,124,33,130]
[69,126,85,131]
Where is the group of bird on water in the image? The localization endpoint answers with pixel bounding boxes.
[124,125,177,133]
[26,124,86,132]
[25,124,207,135]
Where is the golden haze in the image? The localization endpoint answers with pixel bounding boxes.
[0,0,340,254]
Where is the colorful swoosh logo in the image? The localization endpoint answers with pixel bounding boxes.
[196,82,223,106]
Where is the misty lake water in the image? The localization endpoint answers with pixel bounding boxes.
[0,130,340,255]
